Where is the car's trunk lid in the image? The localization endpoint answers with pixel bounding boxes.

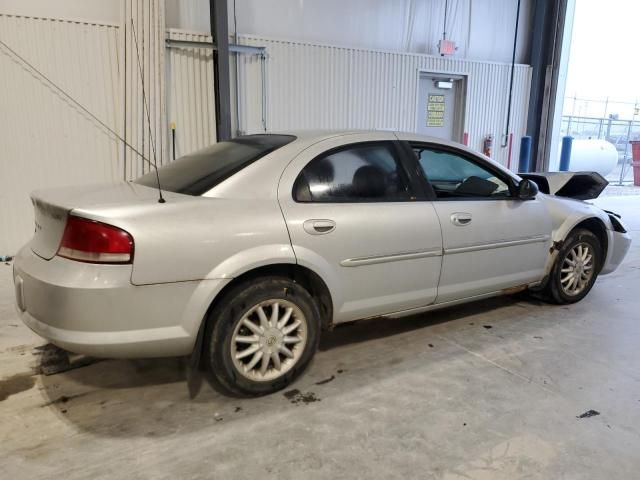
[30,182,170,260]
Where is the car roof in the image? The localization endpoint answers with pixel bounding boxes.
[270,129,459,147]
[270,129,370,141]
[267,129,519,181]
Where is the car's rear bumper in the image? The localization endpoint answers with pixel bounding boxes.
[18,310,193,358]
[601,229,632,275]
[13,245,229,358]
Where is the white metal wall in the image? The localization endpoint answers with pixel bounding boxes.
[0,14,122,254]
[236,35,532,167]
[166,29,216,158]
[164,32,531,167]
[126,31,532,168]
[0,17,532,254]
[0,8,167,254]
[166,0,533,64]
[122,0,168,178]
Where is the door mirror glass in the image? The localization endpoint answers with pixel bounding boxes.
[517,179,539,200]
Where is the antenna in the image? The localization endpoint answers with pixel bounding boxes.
[130,20,165,203]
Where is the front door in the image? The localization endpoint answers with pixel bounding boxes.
[278,133,443,323]
[416,74,464,142]
[406,141,552,303]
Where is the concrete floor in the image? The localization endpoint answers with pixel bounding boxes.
[1,196,639,479]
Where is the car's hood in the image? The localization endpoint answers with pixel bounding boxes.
[519,171,608,200]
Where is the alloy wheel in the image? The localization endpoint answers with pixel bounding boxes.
[560,242,595,296]
[230,299,308,382]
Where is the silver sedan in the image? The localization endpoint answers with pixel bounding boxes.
[13,130,632,396]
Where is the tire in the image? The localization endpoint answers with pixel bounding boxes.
[546,228,602,304]
[204,277,320,397]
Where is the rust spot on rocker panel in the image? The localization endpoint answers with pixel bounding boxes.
[501,284,528,295]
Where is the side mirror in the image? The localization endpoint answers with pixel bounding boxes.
[517,178,539,200]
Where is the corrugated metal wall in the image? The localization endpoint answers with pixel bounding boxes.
[167,0,533,63]
[163,32,531,167]
[166,29,216,158]
[0,14,122,254]
[122,0,168,178]
[0,18,531,254]
[237,35,532,167]
[0,9,167,254]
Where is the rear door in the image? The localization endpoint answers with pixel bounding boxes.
[402,140,552,303]
[278,133,443,323]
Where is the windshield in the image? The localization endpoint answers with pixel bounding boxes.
[135,134,296,195]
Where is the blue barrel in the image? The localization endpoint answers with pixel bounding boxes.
[518,136,532,172]
[559,136,573,171]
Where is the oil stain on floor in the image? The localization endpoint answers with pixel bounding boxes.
[283,389,321,405]
[0,373,35,401]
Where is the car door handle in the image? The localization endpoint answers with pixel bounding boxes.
[451,213,472,226]
[303,219,336,235]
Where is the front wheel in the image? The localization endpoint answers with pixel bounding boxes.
[546,228,602,304]
[204,277,320,397]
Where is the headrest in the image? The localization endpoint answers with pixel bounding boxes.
[352,165,386,198]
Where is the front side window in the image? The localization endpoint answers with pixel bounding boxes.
[294,143,411,202]
[413,146,512,199]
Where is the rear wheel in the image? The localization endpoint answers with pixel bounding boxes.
[546,228,601,304]
[204,277,320,397]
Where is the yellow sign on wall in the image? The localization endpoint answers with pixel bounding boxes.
[427,94,445,127]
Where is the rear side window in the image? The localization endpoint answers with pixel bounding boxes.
[293,142,411,202]
[135,134,295,196]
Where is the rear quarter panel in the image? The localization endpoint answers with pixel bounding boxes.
[66,136,341,287]
[73,197,295,285]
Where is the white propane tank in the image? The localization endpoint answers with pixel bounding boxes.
[562,139,618,176]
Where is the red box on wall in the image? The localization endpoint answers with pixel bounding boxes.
[630,141,640,186]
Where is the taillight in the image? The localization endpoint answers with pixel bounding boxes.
[57,216,134,264]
